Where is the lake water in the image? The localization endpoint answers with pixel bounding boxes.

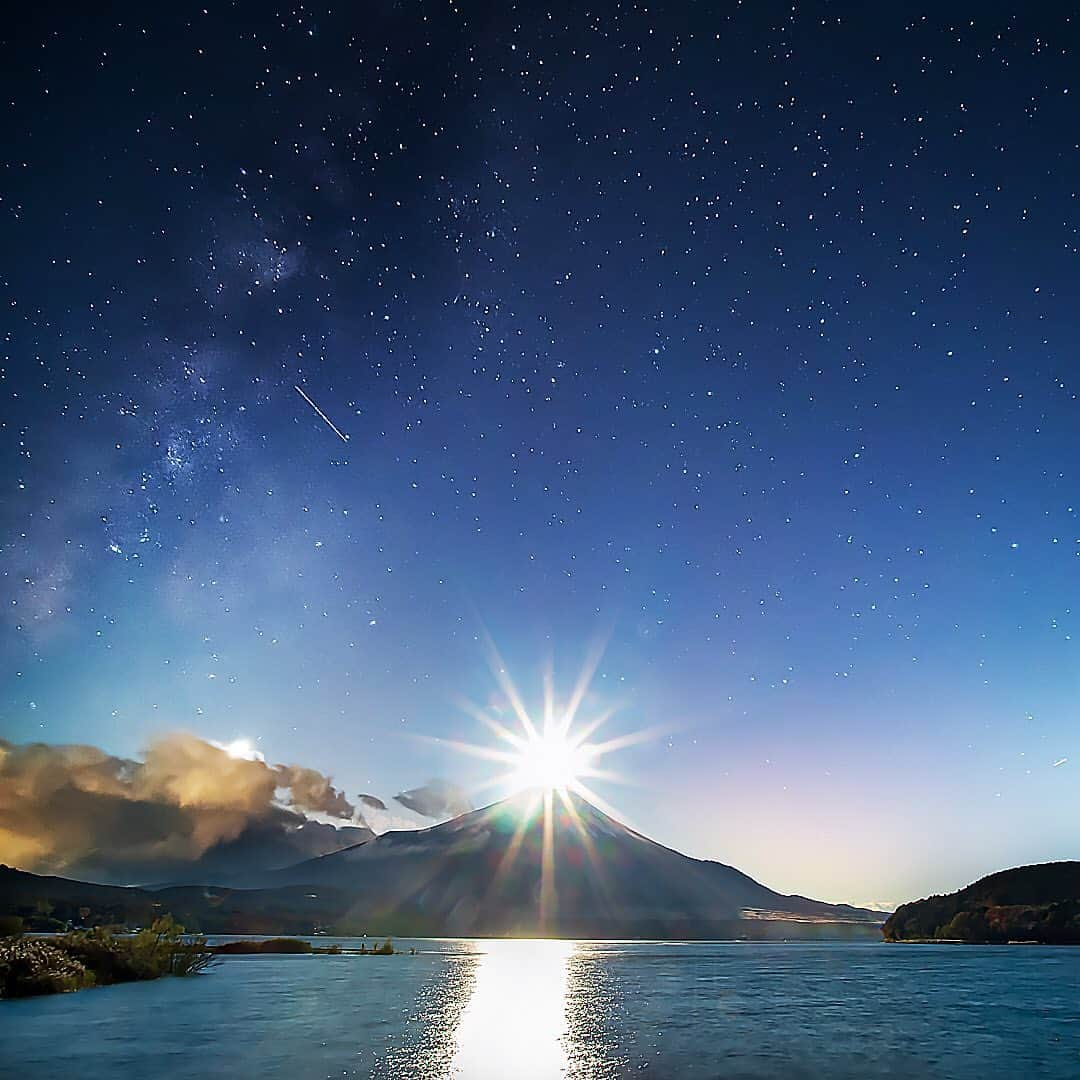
[2,940,1078,1078]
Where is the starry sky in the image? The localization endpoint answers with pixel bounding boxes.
[2,2,1078,908]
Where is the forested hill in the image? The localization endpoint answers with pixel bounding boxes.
[883,862,1080,944]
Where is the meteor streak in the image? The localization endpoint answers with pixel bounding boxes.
[294,384,349,443]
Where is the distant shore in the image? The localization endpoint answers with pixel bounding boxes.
[209,937,408,956]
[888,938,1074,946]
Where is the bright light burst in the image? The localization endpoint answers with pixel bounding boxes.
[432,638,661,809]
[214,737,263,762]
[510,727,595,792]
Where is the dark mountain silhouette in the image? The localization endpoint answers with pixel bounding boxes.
[265,790,884,937]
[0,865,358,935]
[883,861,1080,944]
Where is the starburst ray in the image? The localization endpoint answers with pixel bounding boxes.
[558,637,608,737]
[410,732,522,768]
[560,706,618,747]
[482,633,540,741]
[583,724,671,758]
[542,662,556,735]
[486,789,543,903]
[563,780,626,823]
[555,787,599,865]
[539,789,557,929]
[555,787,619,914]
[453,696,530,751]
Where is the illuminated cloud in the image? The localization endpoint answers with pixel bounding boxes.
[0,733,367,885]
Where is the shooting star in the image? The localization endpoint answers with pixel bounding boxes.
[294,384,349,443]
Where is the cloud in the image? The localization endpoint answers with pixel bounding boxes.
[276,765,356,818]
[0,733,367,885]
[358,793,387,811]
[394,779,473,820]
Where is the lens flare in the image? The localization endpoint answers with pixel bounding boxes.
[420,638,664,811]
[510,726,595,792]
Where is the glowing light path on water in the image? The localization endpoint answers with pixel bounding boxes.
[449,940,573,1079]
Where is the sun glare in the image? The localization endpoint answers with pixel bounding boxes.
[216,737,262,762]
[427,639,663,812]
[511,727,594,792]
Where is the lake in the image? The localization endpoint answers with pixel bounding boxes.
[2,940,1078,1078]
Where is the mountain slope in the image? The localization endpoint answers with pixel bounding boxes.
[268,790,883,937]
[883,862,1080,944]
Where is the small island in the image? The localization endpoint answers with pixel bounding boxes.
[883,861,1080,945]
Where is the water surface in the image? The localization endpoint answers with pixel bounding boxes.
[2,940,1077,1078]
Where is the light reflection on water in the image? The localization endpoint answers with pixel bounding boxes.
[1,940,1078,1078]
[449,940,573,1079]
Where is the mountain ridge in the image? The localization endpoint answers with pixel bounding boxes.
[262,788,884,935]
[883,861,1080,944]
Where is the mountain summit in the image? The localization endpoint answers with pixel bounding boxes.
[269,790,883,937]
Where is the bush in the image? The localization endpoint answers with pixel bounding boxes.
[128,916,215,977]
[170,938,217,977]
[0,939,95,998]
[60,927,160,983]
[61,917,215,983]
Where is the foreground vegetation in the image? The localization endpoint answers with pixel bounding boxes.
[1,927,411,999]
[884,862,1080,944]
[0,917,214,999]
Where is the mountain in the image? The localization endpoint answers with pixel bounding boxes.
[264,790,884,937]
[883,861,1080,944]
[0,865,358,935]
[0,793,885,939]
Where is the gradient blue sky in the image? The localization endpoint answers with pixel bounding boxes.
[2,2,1077,907]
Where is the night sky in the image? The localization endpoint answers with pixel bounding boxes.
[2,3,1078,908]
